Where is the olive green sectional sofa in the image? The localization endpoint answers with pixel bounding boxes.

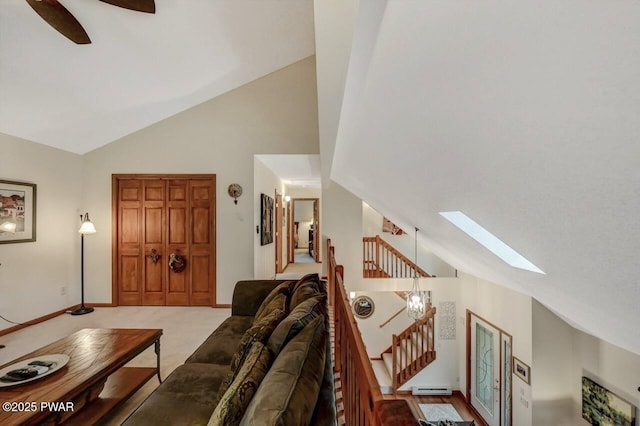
[123,274,336,426]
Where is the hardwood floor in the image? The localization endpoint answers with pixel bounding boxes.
[385,392,488,426]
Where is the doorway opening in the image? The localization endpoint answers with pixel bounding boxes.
[289,198,320,265]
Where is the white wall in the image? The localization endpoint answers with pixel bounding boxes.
[314,0,359,185]
[532,299,640,425]
[353,291,411,356]
[362,202,456,277]
[322,182,363,288]
[532,300,574,425]
[0,134,83,329]
[254,158,286,280]
[294,199,314,222]
[571,331,640,425]
[458,272,533,426]
[81,56,319,305]
[298,221,312,247]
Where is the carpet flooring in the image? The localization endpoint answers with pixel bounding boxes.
[0,306,229,425]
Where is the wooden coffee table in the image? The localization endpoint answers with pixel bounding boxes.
[0,328,162,425]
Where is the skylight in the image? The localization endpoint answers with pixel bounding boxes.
[439,211,545,274]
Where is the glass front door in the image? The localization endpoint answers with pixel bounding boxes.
[471,316,501,426]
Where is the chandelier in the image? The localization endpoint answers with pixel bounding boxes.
[407,227,427,319]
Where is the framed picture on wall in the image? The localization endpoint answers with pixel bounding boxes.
[0,180,37,244]
[261,193,274,246]
[513,356,530,384]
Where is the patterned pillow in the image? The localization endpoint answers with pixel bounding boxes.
[208,342,274,426]
[218,307,287,398]
[267,293,326,355]
[254,281,293,323]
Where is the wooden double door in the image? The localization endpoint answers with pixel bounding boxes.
[113,174,216,306]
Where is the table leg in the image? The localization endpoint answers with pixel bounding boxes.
[154,338,162,383]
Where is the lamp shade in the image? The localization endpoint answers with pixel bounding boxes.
[78,213,96,234]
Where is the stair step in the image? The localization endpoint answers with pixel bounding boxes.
[382,352,394,378]
[371,359,393,395]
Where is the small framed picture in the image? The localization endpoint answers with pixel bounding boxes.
[0,180,37,244]
[513,356,530,384]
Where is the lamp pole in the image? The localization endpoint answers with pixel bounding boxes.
[71,213,95,315]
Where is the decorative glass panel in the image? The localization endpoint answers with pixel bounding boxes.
[504,339,512,426]
[475,323,494,414]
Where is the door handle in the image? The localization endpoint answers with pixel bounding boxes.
[148,249,160,264]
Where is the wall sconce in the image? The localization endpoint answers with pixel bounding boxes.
[227,184,243,205]
[284,195,291,203]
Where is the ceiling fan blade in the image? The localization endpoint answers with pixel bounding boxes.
[25,0,91,44]
[98,0,156,14]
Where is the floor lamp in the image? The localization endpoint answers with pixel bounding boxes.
[71,213,96,315]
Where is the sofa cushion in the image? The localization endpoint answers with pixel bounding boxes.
[240,315,326,426]
[122,363,229,426]
[290,273,322,310]
[267,293,326,355]
[218,307,287,398]
[185,315,254,365]
[254,281,293,323]
[208,342,274,426]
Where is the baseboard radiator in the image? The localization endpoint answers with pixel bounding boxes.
[411,386,453,396]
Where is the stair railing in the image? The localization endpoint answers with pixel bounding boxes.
[390,305,437,391]
[363,235,432,278]
[327,238,417,425]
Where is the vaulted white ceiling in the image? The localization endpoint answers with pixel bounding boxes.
[257,154,321,188]
[331,1,640,355]
[0,0,314,154]
[3,0,639,357]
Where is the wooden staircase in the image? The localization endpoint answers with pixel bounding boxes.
[380,305,437,392]
[363,235,432,278]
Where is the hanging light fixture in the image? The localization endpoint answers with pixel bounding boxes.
[407,227,427,319]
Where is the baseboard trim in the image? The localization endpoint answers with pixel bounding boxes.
[213,304,232,308]
[453,390,466,400]
[0,306,72,336]
[0,303,115,337]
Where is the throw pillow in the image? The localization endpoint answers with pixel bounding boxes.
[289,273,322,310]
[208,342,274,426]
[240,316,326,426]
[267,293,326,355]
[218,307,287,398]
[254,281,293,323]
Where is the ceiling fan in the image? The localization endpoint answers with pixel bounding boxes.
[26,0,156,45]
